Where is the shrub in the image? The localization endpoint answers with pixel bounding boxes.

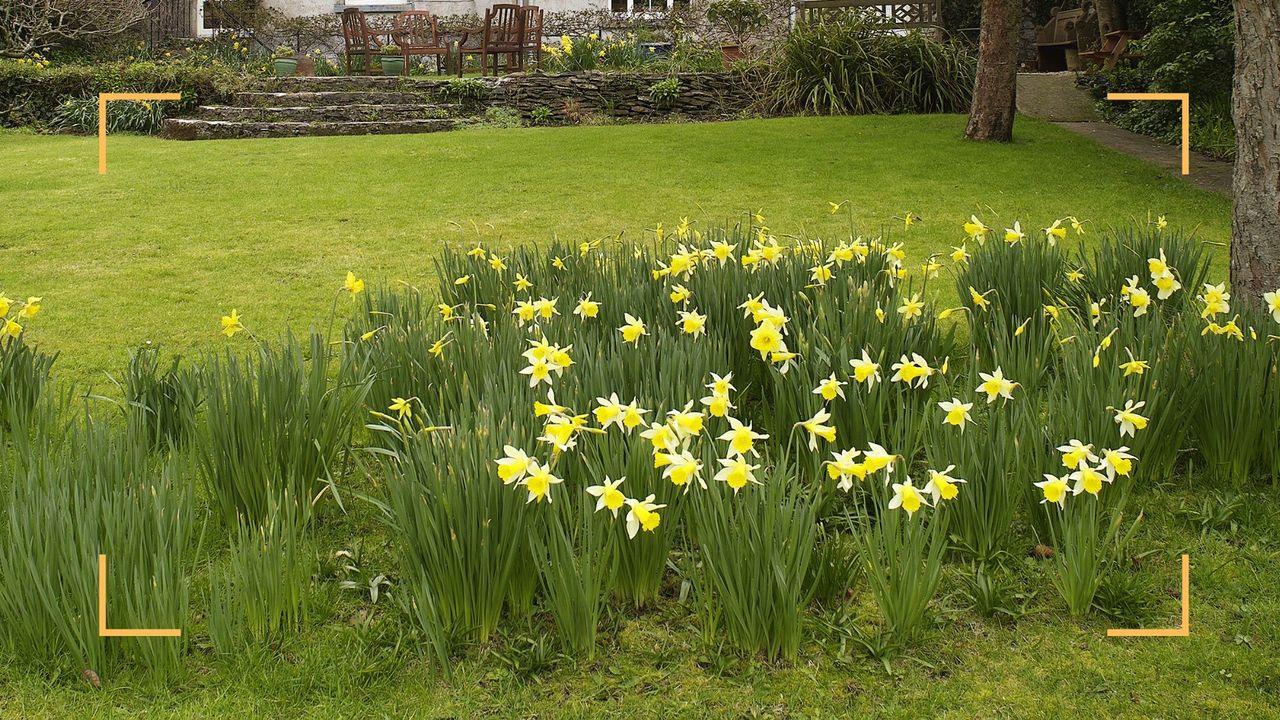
[766,13,975,115]
[647,77,682,106]
[0,59,243,131]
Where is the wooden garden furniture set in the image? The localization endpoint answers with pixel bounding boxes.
[341,5,544,77]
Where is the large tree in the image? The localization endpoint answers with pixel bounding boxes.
[0,0,146,59]
[965,0,1022,142]
[1231,0,1280,297]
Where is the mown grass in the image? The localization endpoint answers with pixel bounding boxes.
[0,115,1230,384]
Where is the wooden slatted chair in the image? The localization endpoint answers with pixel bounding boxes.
[475,4,526,76]
[341,8,383,75]
[392,11,450,75]
[523,6,545,69]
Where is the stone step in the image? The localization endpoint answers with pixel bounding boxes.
[198,103,454,122]
[233,90,436,107]
[252,76,458,93]
[163,117,459,141]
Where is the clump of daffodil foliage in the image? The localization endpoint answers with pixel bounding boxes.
[2,209,1279,679]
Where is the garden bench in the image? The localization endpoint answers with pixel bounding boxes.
[1078,30,1144,71]
[1035,7,1083,72]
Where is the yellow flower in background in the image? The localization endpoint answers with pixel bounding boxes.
[344,272,364,296]
[924,465,965,503]
[825,448,867,491]
[0,295,10,316]
[810,263,833,285]
[715,456,759,493]
[520,359,554,387]
[512,300,536,325]
[676,309,706,337]
[594,392,626,429]
[813,373,847,402]
[454,274,471,285]
[1035,474,1070,507]
[1119,349,1149,376]
[1101,446,1136,480]
[1198,283,1231,318]
[669,284,692,304]
[828,201,844,214]
[625,495,665,538]
[890,353,934,389]
[640,420,679,453]
[667,403,705,438]
[1155,214,1168,231]
[620,400,648,431]
[1043,219,1067,243]
[849,349,881,386]
[552,256,566,270]
[579,239,601,256]
[1070,465,1107,496]
[897,293,924,321]
[438,303,458,321]
[707,372,735,396]
[360,327,383,342]
[1043,304,1060,321]
[19,296,41,318]
[796,408,837,450]
[1153,272,1182,300]
[428,337,450,358]
[619,313,647,344]
[889,478,926,516]
[587,476,627,516]
[1121,275,1151,317]
[4,319,21,338]
[719,416,767,457]
[863,443,897,475]
[389,397,413,421]
[574,293,600,319]
[521,462,563,504]
[1066,268,1085,283]
[711,240,736,264]
[1265,289,1280,323]
[660,449,703,489]
[533,296,558,319]
[1004,221,1025,244]
[938,398,973,430]
[902,212,918,229]
[1069,216,1086,234]
[513,273,533,292]
[220,309,244,338]
[701,391,732,417]
[969,286,992,311]
[1148,249,1169,278]
[488,254,507,272]
[533,393,568,417]
[749,322,784,359]
[963,215,989,243]
[467,244,486,259]
[1057,439,1097,470]
[951,244,969,264]
[1113,400,1149,437]
[976,366,1018,403]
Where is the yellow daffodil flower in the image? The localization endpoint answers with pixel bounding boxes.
[1004,221,1025,244]
[889,478,927,516]
[849,349,881,386]
[825,448,867,491]
[625,495,665,538]
[619,313,647,344]
[1113,400,1149,437]
[924,465,965,503]
[677,310,706,337]
[796,408,837,450]
[715,456,760,493]
[1056,439,1097,470]
[220,309,244,338]
[586,476,627,516]
[1198,282,1230,319]
[573,293,600,319]
[976,366,1018,403]
[1100,447,1136,480]
[890,353,934,389]
[1070,465,1107,496]
[521,462,563,503]
[1035,474,1070,507]
[718,417,767,457]
[489,254,507,273]
[897,293,924,321]
[938,398,973,430]
[496,445,536,485]
[1119,349,1149,376]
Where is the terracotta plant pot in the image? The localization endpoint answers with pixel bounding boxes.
[271,58,298,77]
[294,56,315,77]
[720,44,745,66]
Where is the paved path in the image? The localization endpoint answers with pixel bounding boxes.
[1052,121,1233,197]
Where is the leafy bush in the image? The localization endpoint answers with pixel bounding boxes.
[647,77,682,106]
[766,14,975,115]
[0,59,243,131]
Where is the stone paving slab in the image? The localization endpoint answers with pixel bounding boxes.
[1052,121,1233,196]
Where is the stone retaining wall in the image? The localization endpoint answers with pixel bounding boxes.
[488,71,759,121]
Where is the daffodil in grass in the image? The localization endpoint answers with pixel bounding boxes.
[625,495,665,538]
[513,273,533,292]
[1043,219,1068,243]
[619,314,647,344]
[428,336,450,358]
[975,366,1018,403]
[669,284,692,304]
[738,293,765,319]
[897,293,924,321]
[4,319,21,338]
[1119,348,1149,376]
[1035,473,1070,507]
[938,398,973,430]
[533,391,568,418]
[1067,268,1085,283]
[640,420,679,453]
[512,300,536,326]
[496,445,537,484]
[0,295,12,316]
[1057,439,1097,470]
[710,240,736,264]
[707,372,735,397]
[1153,272,1182,300]
[1100,446,1136,480]
[467,244,485,259]
[388,396,414,421]
[658,449,703,490]
[521,462,564,504]
[963,214,990,243]
[795,408,837,450]
[594,392,627,429]
[574,293,600,319]
[533,297,558,320]
[825,448,867,491]
[968,286,992,311]
[951,244,969,264]
[520,358,554,387]
[701,390,733,418]
[813,373,847,402]
[920,258,942,278]
[1264,289,1280,323]
[718,417,767,457]
[752,299,788,329]
[890,353,934,389]
[749,322,785,359]
[1198,282,1231,319]
[678,310,707,337]
[667,403,705,438]
[770,350,799,374]
[1113,400,1149,437]
[849,349,881,386]
[344,272,364,297]
[889,478,927,516]
[220,309,244,338]
[18,296,41,318]
[489,254,507,273]
[1004,221,1025,244]
[552,256,566,270]
[1121,275,1151,317]
[586,476,627,517]
[714,456,760,493]
[810,263,833,285]
[924,465,965,503]
[1069,464,1108,496]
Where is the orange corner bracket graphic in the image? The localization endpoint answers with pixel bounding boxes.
[97,554,182,638]
[1105,92,1191,176]
[97,93,183,175]
[1107,554,1190,638]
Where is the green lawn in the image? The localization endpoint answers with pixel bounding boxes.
[2,116,1267,719]
[1,114,1230,384]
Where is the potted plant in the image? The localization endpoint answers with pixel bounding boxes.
[705,0,767,65]
[271,45,297,76]
[380,43,404,76]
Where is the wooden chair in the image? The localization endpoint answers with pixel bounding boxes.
[522,6,544,70]
[474,4,526,76]
[341,8,383,75]
[392,11,449,75]
[1034,8,1083,72]
[1079,30,1144,71]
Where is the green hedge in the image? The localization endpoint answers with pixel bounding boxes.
[0,61,244,132]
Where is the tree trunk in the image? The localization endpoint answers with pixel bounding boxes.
[1230,0,1280,297]
[965,0,1022,142]
[1093,0,1126,35]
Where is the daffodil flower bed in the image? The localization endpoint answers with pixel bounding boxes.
[2,211,1279,677]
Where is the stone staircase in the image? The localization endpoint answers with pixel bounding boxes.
[163,76,483,141]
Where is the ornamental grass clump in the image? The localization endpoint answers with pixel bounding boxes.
[0,417,193,679]
[196,332,370,526]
